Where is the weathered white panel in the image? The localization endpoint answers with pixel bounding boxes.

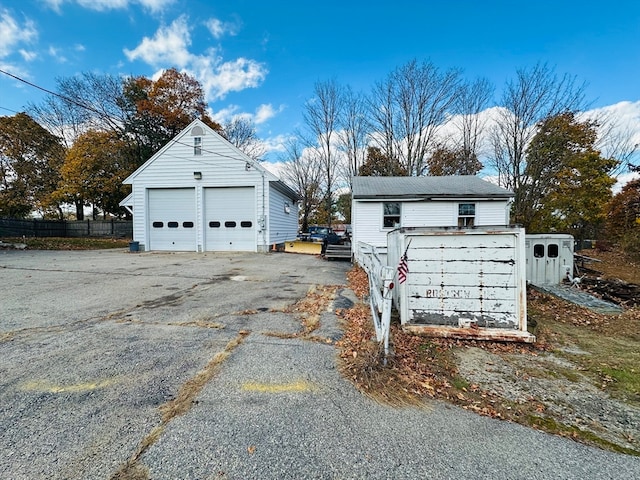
[387,227,527,332]
[410,272,516,287]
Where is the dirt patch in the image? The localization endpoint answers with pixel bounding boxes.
[456,345,639,452]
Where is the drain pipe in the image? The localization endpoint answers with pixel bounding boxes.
[261,168,267,252]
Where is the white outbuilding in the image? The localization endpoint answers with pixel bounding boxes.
[351,175,514,260]
[119,119,299,253]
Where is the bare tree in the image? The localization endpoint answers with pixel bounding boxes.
[222,117,265,160]
[369,59,461,176]
[488,63,588,221]
[28,95,89,149]
[490,63,588,188]
[588,108,639,175]
[451,77,494,168]
[337,87,369,189]
[280,138,322,233]
[302,79,343,226]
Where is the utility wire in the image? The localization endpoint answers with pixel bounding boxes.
[0,68,106,118]
[0,68,272,170]
[0,106,20,114]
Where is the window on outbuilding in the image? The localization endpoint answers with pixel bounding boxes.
[194,137,202,156]
[383,202,401,228]
[458,203,476,227]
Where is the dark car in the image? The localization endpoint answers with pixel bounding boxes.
[305,226,342,245]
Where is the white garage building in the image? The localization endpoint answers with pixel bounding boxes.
[120,119,299,253]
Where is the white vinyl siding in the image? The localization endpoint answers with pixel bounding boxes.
[123,120,298,253]
[353,198,511,258]
[476,201,511,225]
[268,186,299,245]
[403,201,454,227]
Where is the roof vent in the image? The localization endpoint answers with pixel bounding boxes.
[191,126,204,136]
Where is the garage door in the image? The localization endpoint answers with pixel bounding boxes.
[148,188,196,251]
[204,187,256,251]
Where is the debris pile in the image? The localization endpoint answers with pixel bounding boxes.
[581,277,640,308]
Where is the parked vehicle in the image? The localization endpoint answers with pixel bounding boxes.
[298,226,342,245]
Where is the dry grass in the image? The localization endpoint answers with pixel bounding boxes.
[264,285,339,342]
[1,236,130,250]
[159,331,250,422]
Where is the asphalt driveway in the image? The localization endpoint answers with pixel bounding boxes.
[1,249,639,479]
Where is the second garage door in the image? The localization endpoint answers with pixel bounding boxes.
[204,187,256,251]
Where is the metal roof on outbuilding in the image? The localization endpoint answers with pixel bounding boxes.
[351,175,513,199]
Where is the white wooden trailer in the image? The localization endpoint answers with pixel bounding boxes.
[525,234,574,285]
[387,227,534,343]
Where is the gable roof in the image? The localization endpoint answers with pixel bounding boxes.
[352,175,513,200]
[122,118,278,184]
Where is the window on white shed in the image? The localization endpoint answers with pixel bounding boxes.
[194,137,202,156]
[383,202,401,228]
[458,203,475,227]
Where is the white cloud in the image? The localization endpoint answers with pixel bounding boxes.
[43,0,174,13]
[48,45,68,63]
[260,159,287,179]
[254,103,284,124]
[124,16,192,67]
[195,57,268,100]
[613,171,640,194]
[210,104,240,124]
[19,49,37,62]
[125,16,268,101]
[205,18,239,39]
[582,101,640,163]
[0,9,37,59]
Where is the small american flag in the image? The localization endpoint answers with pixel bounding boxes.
[397,252,409,284]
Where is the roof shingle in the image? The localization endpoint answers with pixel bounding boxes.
[351,175,513,199]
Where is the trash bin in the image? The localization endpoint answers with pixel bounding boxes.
[129,241,140,253]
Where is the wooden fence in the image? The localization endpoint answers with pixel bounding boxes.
[0,218,132,238]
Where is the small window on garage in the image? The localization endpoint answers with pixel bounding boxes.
[225,221,236,228]
[458,203,476,227]
[194,137,202,156]
[209,221,221,228]
[183,221,194,228]
[168,221,179,228]
[548,243,559,258]
[152,221,164,228]
[383,202,401,228]
[240,221,252,228]
[533,244,545,258]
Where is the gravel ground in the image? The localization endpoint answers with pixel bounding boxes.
[1,249,639,479]
[456,346,640,452]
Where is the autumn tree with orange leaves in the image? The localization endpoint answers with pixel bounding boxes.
[123,68,222,163]
[57,130,138,220]
[606,179,640,258]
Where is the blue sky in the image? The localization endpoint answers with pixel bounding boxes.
[2,0,640,167]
